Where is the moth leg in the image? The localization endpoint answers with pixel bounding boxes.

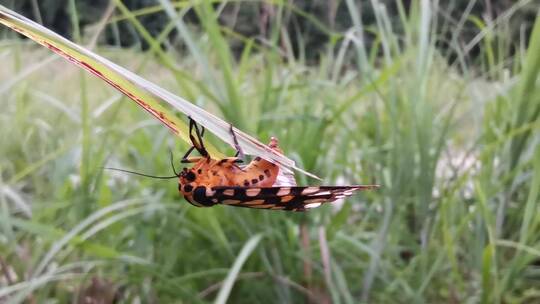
[181,146,195,162]
[193,118,208,157]
[216,157,244,166]
[188,116,209,158]
[229,123,245,161]
[181,157,204,163]
[181,120,206,163]
[198,124,206,137]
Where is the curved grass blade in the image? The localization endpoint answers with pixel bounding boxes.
[0,5,319,179]
[214,234,262,304]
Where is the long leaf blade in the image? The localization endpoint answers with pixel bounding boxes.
[0,5,319,179]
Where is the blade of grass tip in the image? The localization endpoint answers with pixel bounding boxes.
[0,5,319,179]
[214,234,262,304]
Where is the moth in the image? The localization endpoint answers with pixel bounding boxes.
[110,118,378,211]
[173,118,379,211]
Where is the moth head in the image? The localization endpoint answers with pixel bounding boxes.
[178,168,196,194]
[179,168,196,182]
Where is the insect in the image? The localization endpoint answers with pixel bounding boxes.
[109,118,378,211]
[173,118,379,211]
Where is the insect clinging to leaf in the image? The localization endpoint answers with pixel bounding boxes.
[110,117,378,211]
[166,118,378,211]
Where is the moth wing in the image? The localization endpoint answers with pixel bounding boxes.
[273,169,297,187]
[208,185,379,211]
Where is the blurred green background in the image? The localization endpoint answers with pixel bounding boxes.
[0,0,539,303]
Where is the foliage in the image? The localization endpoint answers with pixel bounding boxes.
[0,0,537,60]
[0,0,539,303]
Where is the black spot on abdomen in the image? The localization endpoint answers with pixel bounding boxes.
[193,186,216,207]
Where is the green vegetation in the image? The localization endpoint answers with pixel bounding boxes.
[1,0,539,303]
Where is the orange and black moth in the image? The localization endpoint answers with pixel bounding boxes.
[175,118,378,211]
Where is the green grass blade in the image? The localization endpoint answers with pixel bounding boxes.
[214,234,262,304]
[509,12,540,169]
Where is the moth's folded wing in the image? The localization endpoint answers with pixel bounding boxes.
[209,185,379,211]
[273,169,297,187]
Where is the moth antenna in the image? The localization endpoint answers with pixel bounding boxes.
[104,167,179,179]
[169,149,179,176]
